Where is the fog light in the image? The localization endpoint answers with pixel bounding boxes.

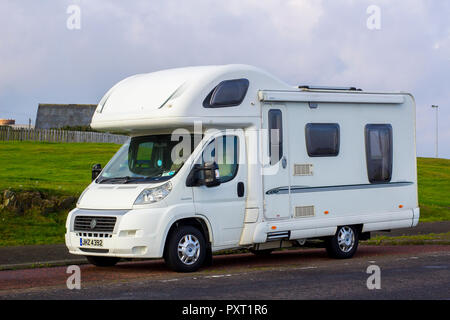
[132,246,147,255]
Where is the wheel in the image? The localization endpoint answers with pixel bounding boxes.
[85,255,120,267]
[164,225,206,272]
[249,249,274,256]
[325,225,359,259]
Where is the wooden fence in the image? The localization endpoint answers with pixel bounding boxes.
[0,127,128,144]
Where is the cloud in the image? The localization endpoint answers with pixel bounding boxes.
[0,0,448,157]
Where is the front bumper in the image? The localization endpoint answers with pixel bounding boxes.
[66,232,158,258]
[65,207,167,258]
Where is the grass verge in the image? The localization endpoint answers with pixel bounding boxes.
[362,232,450,246]
[0,212,66,246]
[417,158,450,222]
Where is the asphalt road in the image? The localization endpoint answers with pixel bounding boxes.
[2,221,449,271]
[0,245,449,300]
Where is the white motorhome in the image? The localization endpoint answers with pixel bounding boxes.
[65,64,419,272]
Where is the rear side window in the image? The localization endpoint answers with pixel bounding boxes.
[305,123,340,157]
[268,109,283,165]
[365,124,393,183]
[203,79,249,108]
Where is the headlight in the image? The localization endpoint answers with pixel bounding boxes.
[134,182,172,205]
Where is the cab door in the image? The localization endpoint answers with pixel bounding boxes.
[192,130,247,247]
[262,104,291,220]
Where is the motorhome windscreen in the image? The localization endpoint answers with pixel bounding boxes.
[97,134,201,184]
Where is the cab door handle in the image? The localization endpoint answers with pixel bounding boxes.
[237,182,245,197]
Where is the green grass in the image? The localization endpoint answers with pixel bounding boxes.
[0,142,121,246]
[0,212,67,246]
[0,142,448,246]
[363,232,450,246]
[417,158,450,222]
[0,141,120,196]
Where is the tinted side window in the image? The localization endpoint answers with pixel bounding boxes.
[305,123,340,157]
[203,79,249,108]
[268,109,283,165]
[365,124,393,183]
[202,135,239,183]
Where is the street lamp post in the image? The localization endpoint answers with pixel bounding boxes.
[431,105,439,158]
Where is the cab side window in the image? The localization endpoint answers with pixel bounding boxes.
[202,135,239,183]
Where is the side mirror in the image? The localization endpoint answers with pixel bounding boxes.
[92,163,102,181]
[202,162,221,188]
[186,162,221,188]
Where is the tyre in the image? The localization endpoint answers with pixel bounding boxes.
[325,225,359,259]
[85,255,120,267]
[204,244,213,267]
[249,249,273,256]
[164,225,206,272]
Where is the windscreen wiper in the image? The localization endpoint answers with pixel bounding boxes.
[97,174,167,184]
[97,176,132,184]
[123,175,166,183]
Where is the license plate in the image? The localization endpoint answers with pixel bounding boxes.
[80,238,103,247]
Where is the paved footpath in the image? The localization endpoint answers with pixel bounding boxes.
[0,221,448,270]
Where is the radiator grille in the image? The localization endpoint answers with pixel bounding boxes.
[294,206,315,218]
[74,216,116,232]
[294,164,313,176]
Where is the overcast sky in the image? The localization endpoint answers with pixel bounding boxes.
[0,0,448,158]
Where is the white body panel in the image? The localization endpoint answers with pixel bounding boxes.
[65,64,419,259]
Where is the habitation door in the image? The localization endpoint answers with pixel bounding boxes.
[192,130,247,248]
[262,104,291,220]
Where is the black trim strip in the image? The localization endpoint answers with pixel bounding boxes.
[79,248,109,254]
[266,182,414,195]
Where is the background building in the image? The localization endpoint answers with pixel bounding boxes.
[35,104,97,129]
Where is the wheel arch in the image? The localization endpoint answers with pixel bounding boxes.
[162,216,213,256]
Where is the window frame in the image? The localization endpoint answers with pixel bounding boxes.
[365,124,393,184]
[305,123,340,157]
[203,79,249,108]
